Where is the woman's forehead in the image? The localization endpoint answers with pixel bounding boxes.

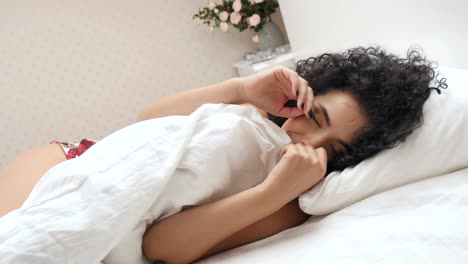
[316,90,367,120]
[316,90,368,140]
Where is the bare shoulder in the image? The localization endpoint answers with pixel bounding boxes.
[241,103,268,118]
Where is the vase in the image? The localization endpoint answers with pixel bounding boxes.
[256,22,286,51]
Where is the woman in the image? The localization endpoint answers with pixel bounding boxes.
[0,46,444,263]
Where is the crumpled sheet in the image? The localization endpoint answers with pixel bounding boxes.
[0,103,291,264]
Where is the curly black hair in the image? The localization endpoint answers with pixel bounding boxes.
[267,46,447,175]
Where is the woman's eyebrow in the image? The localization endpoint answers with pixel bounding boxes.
[319,103,331,126]
[319,103,352,152]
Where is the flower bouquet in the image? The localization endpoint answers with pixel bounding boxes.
[193,0,279,43]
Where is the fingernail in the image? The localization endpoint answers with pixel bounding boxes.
[296,90,299,96]
[301,103,305,110]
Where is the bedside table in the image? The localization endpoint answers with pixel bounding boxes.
[232,51,296,77]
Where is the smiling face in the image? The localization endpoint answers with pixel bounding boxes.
[281,90,368,161]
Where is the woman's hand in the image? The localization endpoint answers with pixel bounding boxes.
[240,66,315,119]
[262,143,328,202]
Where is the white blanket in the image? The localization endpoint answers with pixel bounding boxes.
[0,103,291,264]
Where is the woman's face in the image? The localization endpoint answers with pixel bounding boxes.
[281,90,368,161]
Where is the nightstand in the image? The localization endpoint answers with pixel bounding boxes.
[232,50,296,77]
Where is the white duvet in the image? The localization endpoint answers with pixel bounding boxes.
[0,103,291,264]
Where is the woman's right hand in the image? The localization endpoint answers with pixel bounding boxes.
[239,66,315,119]
[262,143,328,202]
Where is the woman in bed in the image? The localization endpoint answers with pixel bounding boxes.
[0,46,444,263]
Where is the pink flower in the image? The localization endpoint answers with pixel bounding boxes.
[208,0,216,10]
[230,12,242,25]
[219,11,229,21]
[252,34,260,43]
[220,22,229,32]
[248,14,261,27]
[216,0,224,5]
[232,0,242,12]
[255,0,264,3]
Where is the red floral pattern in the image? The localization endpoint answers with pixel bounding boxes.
[50,139,97,160]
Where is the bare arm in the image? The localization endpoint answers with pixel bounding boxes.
[198,197,310,261]
[142,182,298,264]
[137,77,247,121]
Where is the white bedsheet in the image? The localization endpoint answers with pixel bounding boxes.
[198,167,468,263]
[0,103,291,264]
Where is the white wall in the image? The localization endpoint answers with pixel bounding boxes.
[278,0,468,70]
[0,0,287,170]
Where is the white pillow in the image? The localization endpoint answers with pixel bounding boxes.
[299,65,468,215]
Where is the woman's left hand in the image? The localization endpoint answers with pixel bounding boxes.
[239,66,315,119]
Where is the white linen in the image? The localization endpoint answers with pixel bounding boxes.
[199,167,468,264]
[0,103,291,264]
[299,65,468,215]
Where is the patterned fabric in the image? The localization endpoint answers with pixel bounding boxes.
[50,138,97,160]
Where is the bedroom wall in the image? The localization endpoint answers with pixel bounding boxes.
[278,0,468,70]
[0,0,287,170]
